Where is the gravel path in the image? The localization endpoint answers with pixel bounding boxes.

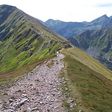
[0,54,65,112]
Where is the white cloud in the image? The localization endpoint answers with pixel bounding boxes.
[0,0,112,22]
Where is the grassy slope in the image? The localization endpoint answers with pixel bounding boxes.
[63,48,112,81]
[0,6,69,84]
[62,48,112,112]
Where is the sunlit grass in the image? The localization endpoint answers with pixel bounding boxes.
[62,48,112,112]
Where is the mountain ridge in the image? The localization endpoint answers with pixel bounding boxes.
[45,15,112,69]
[45,14,112,38]
[0,5,69,78]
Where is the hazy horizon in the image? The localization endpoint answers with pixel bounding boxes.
[0,0,112,22]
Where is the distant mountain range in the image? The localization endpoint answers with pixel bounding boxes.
[45,15,112,69]
[45,15,112,38]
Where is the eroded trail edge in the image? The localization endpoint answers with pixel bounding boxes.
[0,54,65,112]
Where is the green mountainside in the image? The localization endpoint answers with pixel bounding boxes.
[0,5,69,83]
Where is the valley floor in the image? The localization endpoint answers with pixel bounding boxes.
[0,54,68,112]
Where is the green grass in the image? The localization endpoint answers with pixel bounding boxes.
[0,29,64,84]
[0,7,69,85]
[0,5,70,87]
[63,48,112,81]
[62,48,112,112]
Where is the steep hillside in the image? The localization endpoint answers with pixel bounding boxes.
[76,28,112,69]
[0,5,69,83]
[62,48,112,112]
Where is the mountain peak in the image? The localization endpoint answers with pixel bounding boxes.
[46,19,63,25]
[91,14,109,24]
[101,14,108,18]
[0,4,17,24]
[0,4,17,9]
[45,19,64,28]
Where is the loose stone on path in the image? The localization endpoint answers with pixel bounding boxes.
[0,54,65,112]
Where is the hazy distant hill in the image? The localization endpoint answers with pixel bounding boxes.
[45,15,111,38]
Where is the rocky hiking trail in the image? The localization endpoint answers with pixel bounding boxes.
[0,53,74,112]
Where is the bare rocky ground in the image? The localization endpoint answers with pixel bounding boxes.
[0,54,68,112]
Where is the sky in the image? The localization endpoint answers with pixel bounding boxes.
[0,0,112,22]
